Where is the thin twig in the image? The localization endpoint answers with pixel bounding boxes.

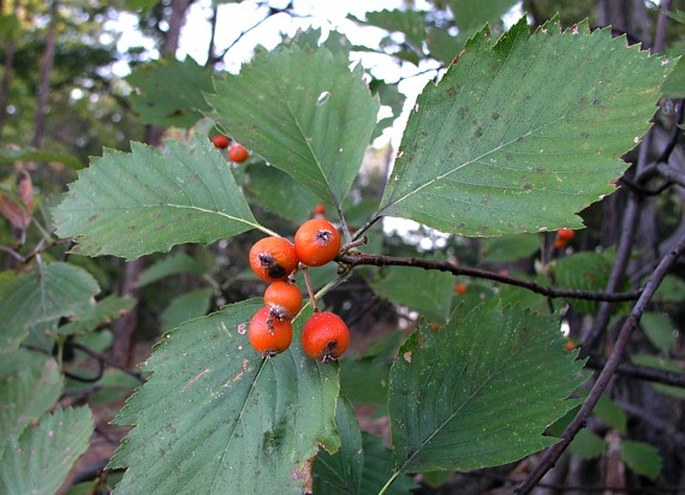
[337,252,642,302]
[515,232,685,494]
[71,341,145,383]
[587,354,685,388]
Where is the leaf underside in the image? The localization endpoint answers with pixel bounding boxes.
[379,19,673,236]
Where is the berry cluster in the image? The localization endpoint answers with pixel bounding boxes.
[247,213,350,362]
[212,134,250,164]
[553,228,575,250]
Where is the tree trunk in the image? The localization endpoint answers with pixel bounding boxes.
[32,0,59,148]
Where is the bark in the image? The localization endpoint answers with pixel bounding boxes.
[32,0,59,148]
[0,0,17,138]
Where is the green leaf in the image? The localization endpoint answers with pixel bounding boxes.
[127,58,214,128]
[53,134,261,260]
[160,288,213,331]
[137,251,206,287]
[568,429,605,460]
[594,394,627,434]
[555,251,616,315]
[244,161,322,225]
[371,264,455,323]
[354,9,427,50]
[379,20,673,236]
[360,434,417,495]
[0,358,64,458]
[662,56,685,98]
[0,262,100,350]
[0,146,83,170]
[109,300,340,494]
[480,233,539,262]
[620,439,663,480]
[206,44,379,205]
[631,354,685,399]
[388,300,585,473]
[640,311,676,354]
[426,27,464,64]
[58,295,136,336]
[340,357,391,407]
[0,406,94,495]
[314,397,363,494]
[652,274,685,302]
[449,0,518,30]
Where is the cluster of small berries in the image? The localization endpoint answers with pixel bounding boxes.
[553,228,575,250]
[247,210,350,362]
[212,134,249,163]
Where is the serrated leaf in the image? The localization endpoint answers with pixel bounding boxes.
[109,300,340,494]
[206,45,379,205]
[371,264,455,323]
[426,26,464,64]
[340,357,391,407]
[58,295,136,336]
[0,262,100,350]
[0,358,64,458]
[388,300,585,473]
[0,406,94,495]
[160,288,213,331]
[640,311,676,354]
[127,58,214,128]
[620,439,663,480]
[137,251,206,287]
[313,397,363,494]
[53,135,261,260]
[568,429,605,460]
[662,56,685,98]
[379,20,673,236]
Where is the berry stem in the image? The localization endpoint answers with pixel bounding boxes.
[301,266,319,312]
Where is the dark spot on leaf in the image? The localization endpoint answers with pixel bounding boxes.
[580,131,589,139]
[447,86,457,98]
[457,107,467,118]
[156,224,165,231]
[128,224,137,230]
[88,215,99,222]
[474,127,483,138]
[536,167,546,173]
[523,183,532,191]
[578,95,587,106]
[504,153,513,161]
[491,112,500,121]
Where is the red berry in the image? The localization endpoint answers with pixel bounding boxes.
[294,218,341,267]
[301,311,350,362]
[556,228,575,242]
[229,144,249,163]
[248,307,293,356]
[264,280,302,320]
[212,135,230,149]
[249,237,298,282]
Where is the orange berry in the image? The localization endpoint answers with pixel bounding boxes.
[553,238,567,250]
[564,339,578,352]
[313,203,325,216]
[229,144,249,163]
[264,280,302,320]
[249,237,298,282]
[556,228,575,242]
[454,282,467,295]
[294,218,341,267]
[248,307,293,356]
[212,135,230,149]
[301,311,350,362]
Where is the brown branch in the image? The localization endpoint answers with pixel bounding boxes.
[337,252,642,302]
[71,341,145,383]
[587,354,685,388]
[515,231,685,494]
[32,0,59,148]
